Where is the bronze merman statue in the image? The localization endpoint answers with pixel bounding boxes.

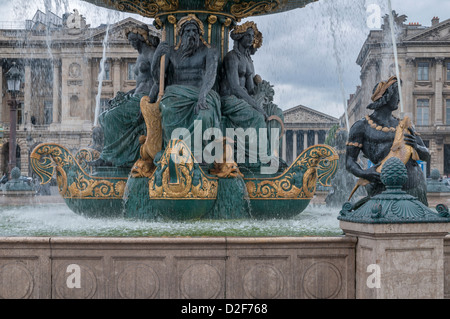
[150,14,222,153]
[89,24,160,168]
[346,76,430,207]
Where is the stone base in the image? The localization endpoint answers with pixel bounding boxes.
[427,192,450,208]
[340,221,450,299]
[2,191,36,197]
[0,237,356,299]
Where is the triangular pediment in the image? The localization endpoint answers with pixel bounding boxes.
[404,19,450,42]
[85,17,160,42]
[283,105,339,124]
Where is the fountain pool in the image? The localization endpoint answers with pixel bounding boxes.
[0,203,342,237]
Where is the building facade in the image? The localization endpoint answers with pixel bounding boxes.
[0,10,158,176]
[347,13,450,176]
[282,105,339,165]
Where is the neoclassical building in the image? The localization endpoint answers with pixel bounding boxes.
[347,13,450,176]
[282,104,339,165]
[0,10,158,175]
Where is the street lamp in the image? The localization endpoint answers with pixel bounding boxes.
[6,62,22,176]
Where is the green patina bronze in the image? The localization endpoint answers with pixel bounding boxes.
[338,157,450,224]
[98,92,147,167]
[3,167,34,193]
[29,0,341,220]
[30,140,337,220]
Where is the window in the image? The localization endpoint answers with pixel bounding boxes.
[100,98,110,114]
[17,102,23,125]
[128,62,136,80]
[446,99,450,125]
[447,62,450,81]
[101,61,110,80]
[44,101,53,125]
[417,62,429,81]
[417,99,429,126]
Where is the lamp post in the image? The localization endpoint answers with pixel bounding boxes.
[6,62,22,176]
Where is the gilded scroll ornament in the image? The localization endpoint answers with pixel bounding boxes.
[30,143,128,200]
[148,140,218,199]
[230,0,279,18]
[68,172,126,199]
[205,0,228,11]
[245,145,338,200]
[102,0,179,17]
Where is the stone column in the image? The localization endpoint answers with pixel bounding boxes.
[404,57,415,120]
[292,131,297,160]
[303,131,308,150]
[314,131,319,145]
[112,58,121,95]
[435,57,445,125]
[52,60,61,124]
[23,61,32,129]
[282,132,286,161]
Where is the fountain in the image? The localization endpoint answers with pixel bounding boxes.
[30,0,339,220]
[2,1,450,300]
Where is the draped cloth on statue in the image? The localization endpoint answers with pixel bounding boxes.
[221,95,283,167]
[98,92,146,167]
[221,95,265,166]
[160,85,222,151]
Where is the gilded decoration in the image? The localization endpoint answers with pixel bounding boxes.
[131,96,163,178]
[30,143,127,199]
[68,173,126,199]
[232,21,262,49]
[205,0,228,11]
[100,0,179,17]
[245,145,338,200]
[230,0,279,18]
[148,140,219,199]
[75,148,101,175]
[84,0,317,20]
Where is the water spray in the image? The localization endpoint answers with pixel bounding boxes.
[387,0,404,115]
[328,3,350,132]
[94,16,112,126]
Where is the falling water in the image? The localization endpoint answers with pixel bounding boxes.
[328,4,350,132]
[326,0,367,131]
[94,17,112,126]
[386,0,404,115]
[43,0,55,62]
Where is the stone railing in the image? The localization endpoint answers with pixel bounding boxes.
[1,235,450,299]
[0,236,356,299]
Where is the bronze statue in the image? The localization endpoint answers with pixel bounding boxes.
[151,14,221,153]
[126,25,160,96]
[220,21,284,168]
[346,76,430,207]
[90,25,160,167]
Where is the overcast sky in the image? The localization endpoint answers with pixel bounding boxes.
[0,0,449,119]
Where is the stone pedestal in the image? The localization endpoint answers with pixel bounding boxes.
[341,221,450,299]
[338,157,450,299]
